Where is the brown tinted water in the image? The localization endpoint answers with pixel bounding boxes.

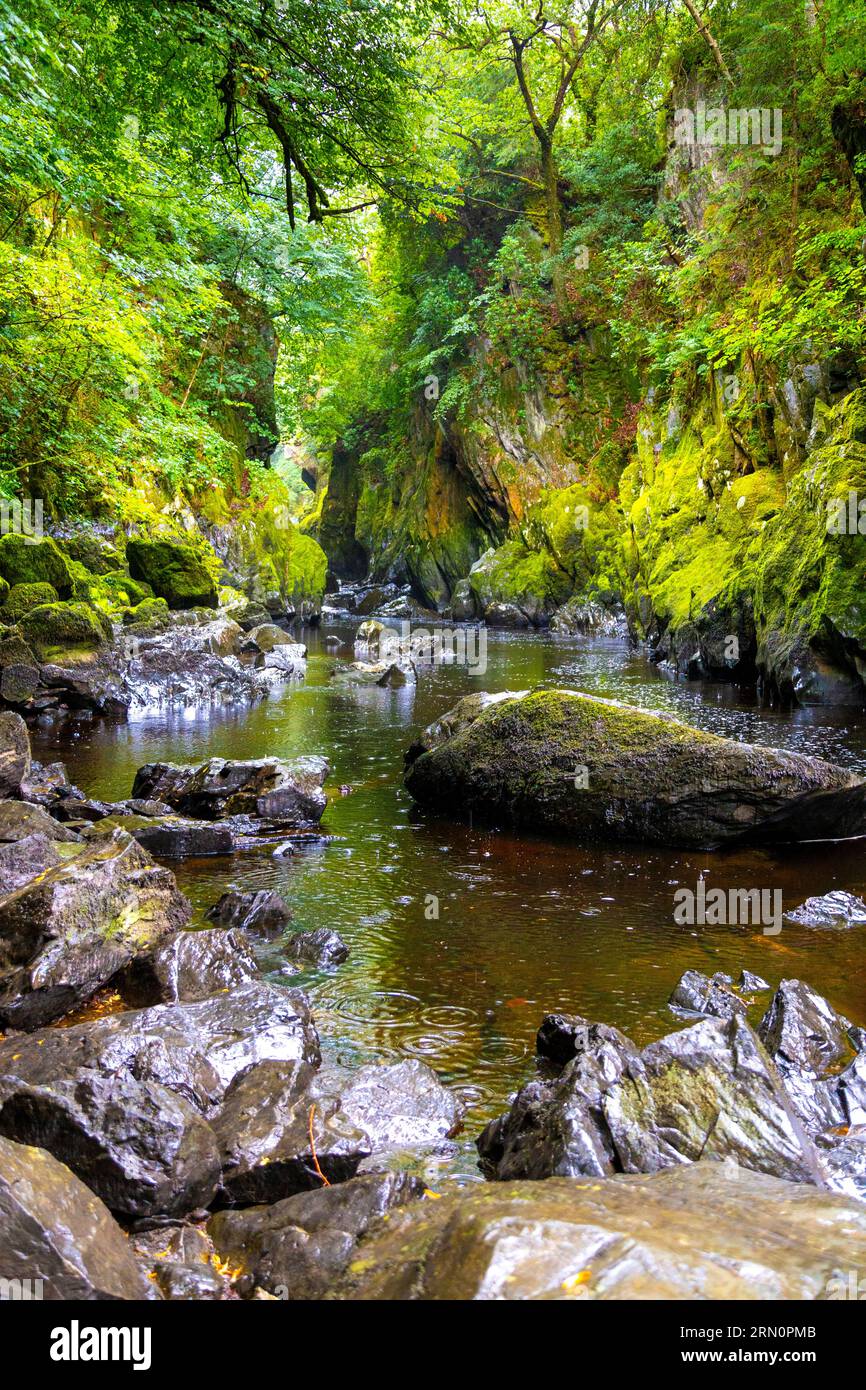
[31,625,866,1180]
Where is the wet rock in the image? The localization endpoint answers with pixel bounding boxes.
[0,980,320,1116]
[286,927,349,968]
[127,537,218,610]
[668,968,748,1019]
[0,1072,221,1217]
[758,978,851,1077]
[154,1261,227,1300]
[450,579,478,622]
[785,890,866,929]
[354,585,396,617]
[132,1221,228,1299]
[0,828,190,1030]
[86,813,234,858]
[536,1013,634,1070]
[353,620,389,657]
[0,710,30,796]
[333,1163,866,1300]
[336,1059,460,1150]
[245,622,295,653]
[121,634,268,710]
[213,1059,369,1205]
[404,689,866,848]
[205,889,292,934]
[208,1171,424,1300]
[0,1136,158,1299]
[333,659,416,687]
[0,832,63,890]
[740,969,770,992]
[0,798,81,842]
[131,755,328,827]
[479,1022,639,1180]
[118,927,260,1006]
[483,601,532,628]
[0,535,74,597]
[602,1014,825,1185]
[550,598,627,637]
[257,642,307,680]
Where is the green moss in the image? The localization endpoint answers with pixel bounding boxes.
[126,537,218,609]
[0,578,8,607]
[0,535,74,596]
[58,534,123,575]
[19,601,111,663]
[0,581,58,623]
[122,596,170,634]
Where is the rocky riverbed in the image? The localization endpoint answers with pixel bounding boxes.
[3,662,866,1300]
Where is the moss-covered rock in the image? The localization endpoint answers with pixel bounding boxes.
[0,578,8,607]
[19,601,112,664]
[59,534,124,575]
[0,536,74,597]
[404,688,866,848]
[122,597,171,634]
[126,538,218,610]
[0,582,58,624]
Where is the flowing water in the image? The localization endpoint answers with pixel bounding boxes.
[31,625,866,1181]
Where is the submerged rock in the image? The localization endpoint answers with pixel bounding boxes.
[333,1163,866,1300]
[785,890,866,929]
[0,828,190,1030]
[404,688,866,848]
[131,755,328,827]
[0,1136,158,1299]
[208,1171,424,1300]
[205,888,292,933]
[286,927,349,968]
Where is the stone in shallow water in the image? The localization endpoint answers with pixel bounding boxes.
[332,1163,866,1301]
[206,888,292,933]
[739,969,770,992]
[404,688,866,849]
[131,755,329,826]
[668,968,748,1019]
[335,1059,461,1151]
[118,927,260,1005]
[286,926,348,967]
[0,1136,158,1299]
[0,710,30,797]
[785,889,866,929]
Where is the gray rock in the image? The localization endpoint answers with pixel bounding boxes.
[286,927,349,968]
[0,1136,158,1299]
[0,1071,221,1218]
[0,828,190,1030]
[740,969,770,992]
[333,1163,866,1300]
[118,927,260,1005]
[0,832,63,890]
[669,968,748,1019]
[336,1059,460,1151]
[208,1171,424,1300]
[206,888,292,933]
[132,755,328,827]
[785,890,866,929]
[213,1059,369,1205]
[0,798,81,843]
[0,711,30,797]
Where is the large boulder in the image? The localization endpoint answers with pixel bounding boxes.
[0,581,58,624]
[0,710,30,796]
[126,537,218,610]
[0,535,73,597]
[208,1171,424,1300]
[0,828,191,1030]
[19,602,111,664]
[131,755,329,827]
[404,689,866,848]
[0,1137,158,1299]
[0,1072,221,1218]
[0,798,81,843]
[85,812,234,858]
[333,1163,866,1300]
[335,1060,460,1152]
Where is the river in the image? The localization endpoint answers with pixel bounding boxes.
[30,623,866,1181]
